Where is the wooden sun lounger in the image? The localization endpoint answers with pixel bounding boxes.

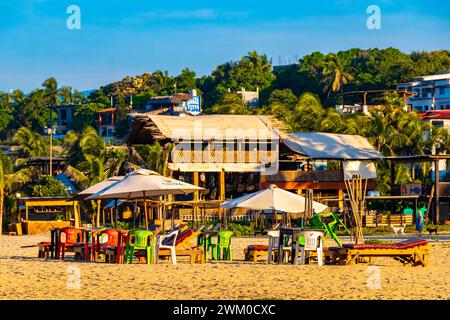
[244,245,269,262]
[328,239,430,267]
[157,247,205,264]
[155,227,206,264]
[21,242,53,259]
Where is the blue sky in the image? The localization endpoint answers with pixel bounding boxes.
[0,0,449,92]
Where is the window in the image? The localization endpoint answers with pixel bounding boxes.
[61,109,67,120]
[439,87,446,95]
[422,88,431,97]
[413,106,423,112]
[432,121,444,128]
[424,105,429,111]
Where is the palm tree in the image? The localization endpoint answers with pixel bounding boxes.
[209,93,253,115]
[294,92,325,132]
[12,127,48,165]
[0,164,39,234]
[63,127,106,187]
[72,89,84,104]
[42,77,60,106]
[104,146,144,178]
[321,54,354,99]
[59,86,73,104]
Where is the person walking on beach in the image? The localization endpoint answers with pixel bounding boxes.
[416,210,425,236]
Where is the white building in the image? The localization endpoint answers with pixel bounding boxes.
[397,71,450,112]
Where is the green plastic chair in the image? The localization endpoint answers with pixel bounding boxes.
[211,231,233,261]
[125,230,155,264]
[403,207,413,215]
[198,224,219,257]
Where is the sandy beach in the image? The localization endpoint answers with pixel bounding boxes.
[0,233,449,300]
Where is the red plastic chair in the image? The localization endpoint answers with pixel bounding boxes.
[103,230,129,263]
[95,229,120,262]
[56,227,83,260]
[76,229,105,261]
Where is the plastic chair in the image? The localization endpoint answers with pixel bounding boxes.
[104,230,129,264]
[297,230,324,266]
[267,230,279,263]
[56,227,83,260]
[125,230,155,264]
[197,224,218,249]
[95,229,120,262]
[211,231,233,261]
[267,230,292,263]
[403,207,413,215]
[155,230,179,265]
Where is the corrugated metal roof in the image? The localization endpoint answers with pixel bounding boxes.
[282,132,383,160]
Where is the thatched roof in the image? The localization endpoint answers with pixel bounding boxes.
[127,114,288,145]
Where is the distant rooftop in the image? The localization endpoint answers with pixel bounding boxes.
[419,110,450,120]
[403,71,450,84]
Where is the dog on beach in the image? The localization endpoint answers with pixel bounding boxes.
[427,226,438,236]
[390,225,405,236]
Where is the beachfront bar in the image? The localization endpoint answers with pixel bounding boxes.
[126,114,384,223]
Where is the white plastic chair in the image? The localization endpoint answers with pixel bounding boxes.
[298,230,324,266]
[267,230,279,264]
[267,230,291,263]
[155,230,179,265]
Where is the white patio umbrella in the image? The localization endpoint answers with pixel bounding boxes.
[86,169,203,229]
[68,176,125,227]
[220,184,328,213]
[86,169,202,200]
[69,176,124,201]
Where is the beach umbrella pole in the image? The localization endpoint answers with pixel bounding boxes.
[143,192,148,230]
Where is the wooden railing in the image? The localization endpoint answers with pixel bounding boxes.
[263,170,343,182]
[171,150,274,164]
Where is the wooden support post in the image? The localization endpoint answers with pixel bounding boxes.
[167,170,173,212]
[143,192,148,230]
[219,169,226,201]
[25,203,29,222]
[390,162,396,215]
[96,200,101,227]
[193,172,199,201]
[434,159,440,224]
[414,198,418,223]
[114,199,118,229]
[74,202,80,227]
[338,189,344,210]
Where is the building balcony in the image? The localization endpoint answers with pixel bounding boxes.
[171,150,275,164]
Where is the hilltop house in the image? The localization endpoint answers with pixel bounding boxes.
[396,71,450,112]
[335,89,415,115]
[145,90,201,116]
[49,104,76,138]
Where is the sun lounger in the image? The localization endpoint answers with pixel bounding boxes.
[156,226,205,264]
[244,245,269,262]
[328,238,430,267]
